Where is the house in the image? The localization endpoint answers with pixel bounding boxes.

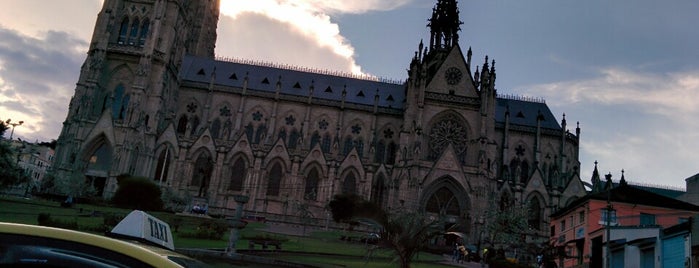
[550,172,699,268]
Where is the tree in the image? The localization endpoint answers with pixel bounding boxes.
[111,175,164,211]
[328,194,441,268]
[481,201,530,264]
[0,121,29,189]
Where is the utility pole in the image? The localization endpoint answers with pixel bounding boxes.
[605,173,613,268]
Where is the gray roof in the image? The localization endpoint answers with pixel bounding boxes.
[495,98,562,130]
[180,55,405,109]
[181,55,562,131]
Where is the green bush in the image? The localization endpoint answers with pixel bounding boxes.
[111,175,163,211]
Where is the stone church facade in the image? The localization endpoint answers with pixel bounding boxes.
[53,0,587,246]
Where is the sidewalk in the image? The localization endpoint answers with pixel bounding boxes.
[438,254,489,268]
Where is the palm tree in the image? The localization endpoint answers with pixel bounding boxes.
[329,194,441,268]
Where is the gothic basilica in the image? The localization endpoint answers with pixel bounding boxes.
[53,0,587,246]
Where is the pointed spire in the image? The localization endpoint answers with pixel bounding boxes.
[427,0,463,51]
[620,169,628,186]
[591,161,601,192]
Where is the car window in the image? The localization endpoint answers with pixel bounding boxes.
[0,233,154,268]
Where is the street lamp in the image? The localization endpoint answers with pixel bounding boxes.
[5,119,24,140]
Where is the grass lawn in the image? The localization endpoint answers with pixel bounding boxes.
[0,195,452,267]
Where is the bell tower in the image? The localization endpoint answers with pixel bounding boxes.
[53,0,220,197]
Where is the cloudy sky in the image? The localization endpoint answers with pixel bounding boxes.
[1,0,698,189]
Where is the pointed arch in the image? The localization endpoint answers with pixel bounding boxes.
[128,18,140,45]
[310,131,321,149]
[153,144,173,183]
[303,166,321,200]
[191,150,213,197]
[341,169,359,195]
[176,115,188,135]
[117,17,129,44]
[288,129,300,149]
[82,135,113,173]
[266,161,284,196]
[526,192,545,231]
[321,133,332,153]
[228,155,247,191]
[189,116,200,136]
[371,173,387,208]
[210,118,221,139]
[138,19,149,46]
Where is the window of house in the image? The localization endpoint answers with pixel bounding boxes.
[599,208,617,225]
[561,220,566,231]
[640,213,656,226]
[579,211,585,224]
[550,225,555,237]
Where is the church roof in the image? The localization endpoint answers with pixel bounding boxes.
[495,97,562,130]
[180,55,405,109]
[181,56,564,131]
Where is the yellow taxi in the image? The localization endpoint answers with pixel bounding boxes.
[0,210,209,267]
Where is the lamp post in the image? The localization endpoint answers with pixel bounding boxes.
[5,119,24,140]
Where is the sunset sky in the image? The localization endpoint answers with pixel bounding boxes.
[1,0,698,188]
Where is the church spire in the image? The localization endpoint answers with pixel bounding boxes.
[427,0,463,51]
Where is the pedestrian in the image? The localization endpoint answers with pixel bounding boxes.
[452,242,460,262]
[457,244,466,263]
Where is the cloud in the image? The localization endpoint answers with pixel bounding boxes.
[218,0,412,75]
[0,26,85,142]
[522,67,699,187]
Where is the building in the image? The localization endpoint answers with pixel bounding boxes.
[3,140,55,196]
[550,170,699,268]
[51,0,586,250]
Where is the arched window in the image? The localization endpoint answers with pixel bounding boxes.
[310,132,320,149]
[139,19,149,46]
[191,153,212,197]
[426,187,460,216]
[210,118,221,139]
[254,125,265,144]
[520,160,530,184]
[266,163,283,196]
[386,142,397,165]
[176,116,188,135]
[229,158,246,191]
[528,197,542,230]
[304,168,319,200]
[87,143,112,171]
[117,18,129,44]
[277,128,287,143]
[321,133,332,153]
[288,129,300,149]
[375,140,386,163]
[244,123,254,141]
[342,172,357,194]
[190,116,200,136]
[128,18,140,45]
[154,147,171,183]
[354,139,364,158]
[343,136,353,155]
[371,174,386,207]
[111,85,129,120]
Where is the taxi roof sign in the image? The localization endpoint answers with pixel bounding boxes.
[111,210,175,250]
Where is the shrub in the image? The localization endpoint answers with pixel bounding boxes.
[111,175,163,211]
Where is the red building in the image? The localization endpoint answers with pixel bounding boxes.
[550,175,699,268]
